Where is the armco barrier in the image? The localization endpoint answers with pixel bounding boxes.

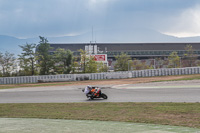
[0,67,200,84]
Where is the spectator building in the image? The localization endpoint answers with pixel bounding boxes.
[49,42,200,58]
[48,42,200,69]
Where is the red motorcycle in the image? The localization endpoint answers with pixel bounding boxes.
[82,87,108,100]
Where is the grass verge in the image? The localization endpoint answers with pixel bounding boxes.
[0,102,200,128]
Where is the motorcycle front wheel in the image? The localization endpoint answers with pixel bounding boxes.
[101,93,108,99]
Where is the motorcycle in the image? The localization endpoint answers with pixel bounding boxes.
[82,87,108,100]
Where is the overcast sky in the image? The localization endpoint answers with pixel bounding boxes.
[0,0,200,39]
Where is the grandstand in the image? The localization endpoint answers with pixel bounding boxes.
[49,42,200,60]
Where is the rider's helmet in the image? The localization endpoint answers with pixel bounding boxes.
[87,85,92,89]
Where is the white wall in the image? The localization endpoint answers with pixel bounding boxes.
[0,67,200,84]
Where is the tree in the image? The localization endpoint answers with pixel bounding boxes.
[183,44,197,67]
[18,43,36,75]
[78,49,87,73]
[71,57,79,73]
[98,62,109,72]
[36,36,54,75]
[132,59,153,70]
[78,49,98,73]
[0,52,3,76]
[0,51,16,77]
[168,51,180,68]
[53,48,73,74]
[114,53,131,71]
[85,56,98,73]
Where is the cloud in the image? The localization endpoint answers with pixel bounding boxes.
[0,0,200,39]
[0,0,86,37]
[160,4,200,37]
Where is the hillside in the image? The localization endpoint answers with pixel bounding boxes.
[0,29,200,55]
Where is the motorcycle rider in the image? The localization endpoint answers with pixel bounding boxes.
[84,85,92,96]
[82,85,108,100]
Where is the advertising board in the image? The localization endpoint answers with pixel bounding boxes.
[93,54,107,62]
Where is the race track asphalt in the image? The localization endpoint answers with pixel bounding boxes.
[0,80,200,103]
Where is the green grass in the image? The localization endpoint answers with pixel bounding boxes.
[0,103,200,128]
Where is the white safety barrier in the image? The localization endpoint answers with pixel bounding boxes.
[0,67,200,84]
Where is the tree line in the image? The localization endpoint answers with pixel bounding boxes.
[0,36,199,77]
[114,44,200,71]
[0,36,108,77]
